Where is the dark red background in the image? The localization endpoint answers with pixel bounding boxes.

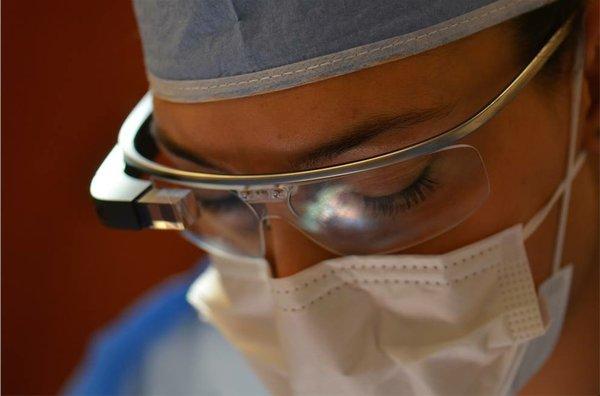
[2,2,200,394]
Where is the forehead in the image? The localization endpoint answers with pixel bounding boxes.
[152,21,518,170]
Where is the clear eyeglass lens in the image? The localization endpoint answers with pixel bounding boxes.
[184,189,264,257]
[165,145,488,257]
[288,145,489,254]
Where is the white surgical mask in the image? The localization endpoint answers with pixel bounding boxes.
[186,36,586,396]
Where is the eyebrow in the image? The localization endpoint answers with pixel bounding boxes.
[151,103,454,173]
[295,105,454,169]
[151,121,229,172]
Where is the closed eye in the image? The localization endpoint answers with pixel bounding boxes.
[360,165,438,216]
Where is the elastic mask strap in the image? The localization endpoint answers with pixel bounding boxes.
[523,31,587,276]
[523,152,586,241]
[550,31,586,274]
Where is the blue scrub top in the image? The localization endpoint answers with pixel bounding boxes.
[63,262,267,396]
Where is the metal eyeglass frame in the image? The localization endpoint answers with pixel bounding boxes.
[90,15,574,231]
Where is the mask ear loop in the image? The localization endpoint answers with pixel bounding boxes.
[550,28,586,275]
[523,152,586,240]
[522,28,587,273]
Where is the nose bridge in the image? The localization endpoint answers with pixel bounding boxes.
[261,217,337,278]
[235,186,337,277]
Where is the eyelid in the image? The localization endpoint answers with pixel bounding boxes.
[361,166,438,215]
[346,155,432,195]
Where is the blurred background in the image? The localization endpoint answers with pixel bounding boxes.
[2,1,201,394]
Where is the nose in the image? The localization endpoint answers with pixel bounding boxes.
[262,217,338,278]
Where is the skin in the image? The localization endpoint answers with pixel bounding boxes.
[153,3,599,394]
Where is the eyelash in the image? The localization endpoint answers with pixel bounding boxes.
[360,165,438,216]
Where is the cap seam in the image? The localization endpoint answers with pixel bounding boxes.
[148,0,556,102]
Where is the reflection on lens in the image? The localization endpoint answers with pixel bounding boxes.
[293,161,439,234]
[300,184,374,232]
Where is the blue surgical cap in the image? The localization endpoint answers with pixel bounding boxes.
[133,0,557,103]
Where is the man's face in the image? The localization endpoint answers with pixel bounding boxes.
[152,21,574,278]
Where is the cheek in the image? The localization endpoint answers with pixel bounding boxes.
[473,88,569,227]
